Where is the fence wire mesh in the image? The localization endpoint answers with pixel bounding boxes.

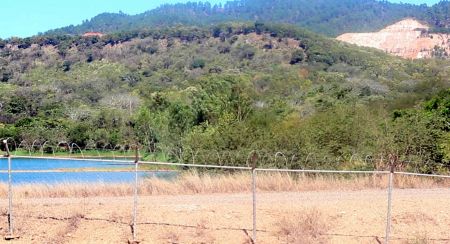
[253,170,390,243]
[135,163,255,243]
[0,147,448,243]
[388,173,450,243]
[0,156,139,242]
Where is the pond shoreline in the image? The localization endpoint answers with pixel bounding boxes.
[0,169,177,173]
[0,157,178,183]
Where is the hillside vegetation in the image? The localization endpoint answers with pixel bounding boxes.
[44,0,450,37]
[1,23,450,173]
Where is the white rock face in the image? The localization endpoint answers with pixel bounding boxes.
[336,19,450,59]
[379,19,429,32]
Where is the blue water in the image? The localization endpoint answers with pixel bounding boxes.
[0,158,132,170]
[0,158,176,184]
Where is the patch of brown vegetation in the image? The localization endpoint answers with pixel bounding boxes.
[243,33,301,50]
[193,219,216,243]
[275,209,330,244]
[42,213,83,243]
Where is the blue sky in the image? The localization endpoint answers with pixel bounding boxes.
[0,0,442,38]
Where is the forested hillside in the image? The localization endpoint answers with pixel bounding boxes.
[1,23,450,173]
[44,0,450,37]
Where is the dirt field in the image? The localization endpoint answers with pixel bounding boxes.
[0,188,449,244]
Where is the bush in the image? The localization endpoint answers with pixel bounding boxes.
[234,44,256,60]
[290,49,305,64]
[191,58,206,69]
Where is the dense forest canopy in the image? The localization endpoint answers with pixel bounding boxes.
[43,0,450,37]
[1,22,450,173]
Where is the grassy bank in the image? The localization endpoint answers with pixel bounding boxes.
[0,171,448,198]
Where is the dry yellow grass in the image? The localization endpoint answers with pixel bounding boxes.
[0,171,448,198]
[275,208,330,244]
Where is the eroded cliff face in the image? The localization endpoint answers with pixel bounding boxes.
[337,19,450,59]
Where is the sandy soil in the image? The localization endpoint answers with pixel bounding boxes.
[0,188,449,243]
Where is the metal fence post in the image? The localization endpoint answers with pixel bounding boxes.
[7,155,13,235]
[3,139,18,240]
[252,168,257,243]
[249,152,258,244]
[385,164,394,244]
[131,147,139,242]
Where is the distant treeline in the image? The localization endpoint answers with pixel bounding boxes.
[41,0,450,37]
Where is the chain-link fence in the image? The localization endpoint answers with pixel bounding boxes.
[0,144,449,243]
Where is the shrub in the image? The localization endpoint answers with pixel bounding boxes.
[290,49,305,64]
[191,58,206,69]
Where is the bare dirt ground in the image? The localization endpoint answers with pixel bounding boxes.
[0,188,448,244]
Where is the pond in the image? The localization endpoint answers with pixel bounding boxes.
[0,157,176,184]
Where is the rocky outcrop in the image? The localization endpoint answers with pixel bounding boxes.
[337,19,450,59]
[82,32,104,37]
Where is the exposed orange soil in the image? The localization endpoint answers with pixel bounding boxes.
[337,18,450,59]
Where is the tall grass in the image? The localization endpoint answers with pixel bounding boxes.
[0,171,448,198]
[275,209,329,244]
